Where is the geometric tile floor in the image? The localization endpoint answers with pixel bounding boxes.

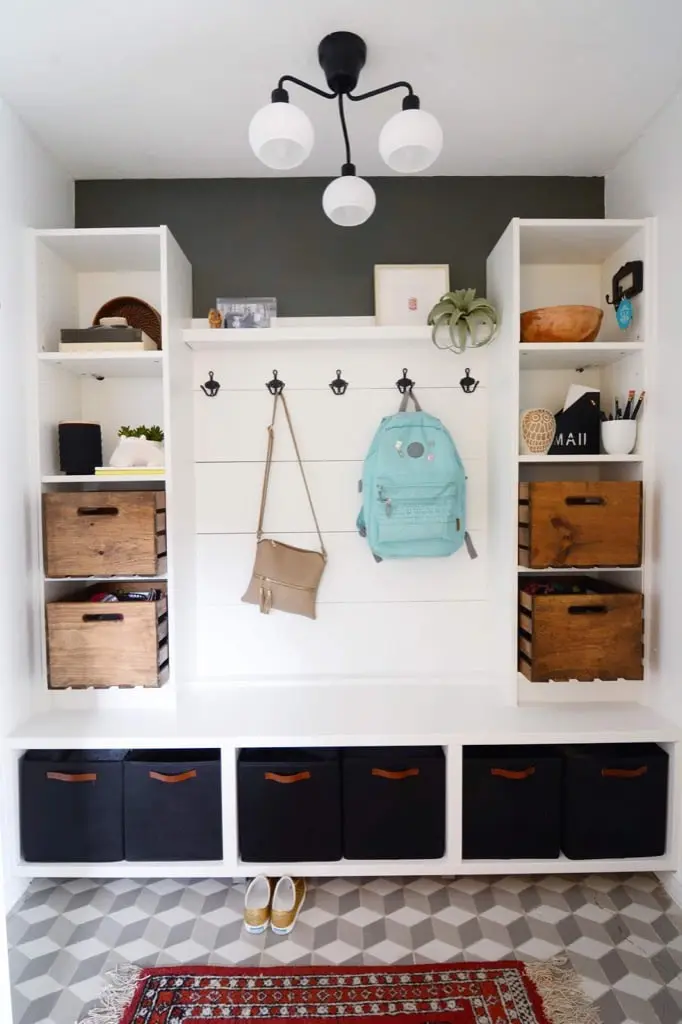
[7,874,682,1024]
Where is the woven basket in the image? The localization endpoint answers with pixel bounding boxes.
[93,296,162,349]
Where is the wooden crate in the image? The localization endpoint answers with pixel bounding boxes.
[46,583,168,688]
[518,577,643,683]
[518,481,642,568]
[43,491,166,577]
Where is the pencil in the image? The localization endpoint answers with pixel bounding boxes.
[631,391,646,420]
[623,389,635,419]
[615,397,622,420]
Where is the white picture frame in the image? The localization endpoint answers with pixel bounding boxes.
[374,264,450,326]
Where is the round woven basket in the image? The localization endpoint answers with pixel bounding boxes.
[93,296,162,349]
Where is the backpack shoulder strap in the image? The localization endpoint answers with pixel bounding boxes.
[398,389,422,413]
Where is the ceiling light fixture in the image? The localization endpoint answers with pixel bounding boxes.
[248,31,443,226]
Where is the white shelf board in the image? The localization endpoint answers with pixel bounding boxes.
[45,575,167,583]
[34,227,162,272]
[518,219,646,264]
[42,474,166,484]
[14,851,675,879]
[519,454,642,463]
[517,565,641,573]
[8,683,680,748]
[38,351,163,377]
[184,325,433,350]
[519,342,644,370]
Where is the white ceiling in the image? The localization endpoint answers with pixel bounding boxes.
[2,0,682,179]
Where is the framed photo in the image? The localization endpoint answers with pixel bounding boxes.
[216,297,277,329]
[374,265,449,326]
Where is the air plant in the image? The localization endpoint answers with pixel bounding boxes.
[428,288,498,354]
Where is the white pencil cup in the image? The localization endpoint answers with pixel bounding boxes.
[601,419,637,455]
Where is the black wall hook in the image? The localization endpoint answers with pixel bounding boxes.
[460,368,479,394]
[605,260,643,306]
[329,369,348,395]
[266,369,285,395]
[396,368,415,394]
[200,370,221,397]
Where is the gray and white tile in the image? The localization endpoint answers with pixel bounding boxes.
[7,873,682,1024]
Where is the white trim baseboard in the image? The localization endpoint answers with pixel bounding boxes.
[657,870,682,910]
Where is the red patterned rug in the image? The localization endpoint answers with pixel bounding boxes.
[86,961,598,1024]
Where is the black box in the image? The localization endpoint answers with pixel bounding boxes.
[238,748,341,862]
[20,750,126,862]
[463,745,562,859]
[548,388,600,456]
[342,747,445,860]
[562,743,668,859]
[124,750,222,861]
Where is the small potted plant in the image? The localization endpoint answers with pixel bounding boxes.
[110,425,165,468]
[428,288,498,353]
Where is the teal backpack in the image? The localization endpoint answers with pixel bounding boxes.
[357,391,477,561]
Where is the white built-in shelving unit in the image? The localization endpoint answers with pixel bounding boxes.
[6,217,679,883]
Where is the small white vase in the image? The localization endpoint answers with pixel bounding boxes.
[109,436,164,468]
[601,420,637,455]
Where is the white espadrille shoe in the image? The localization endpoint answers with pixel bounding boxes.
[243,875,273,934]
[270,877,306,935]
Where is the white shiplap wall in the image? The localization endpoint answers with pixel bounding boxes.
[192,342,490,681]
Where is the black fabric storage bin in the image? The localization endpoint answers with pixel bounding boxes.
[463,745,562,860]
[20,750,126,862]
[238,748,341,862]
[124,750,222,861]
[342,746,445,860]
[562,743,668,859]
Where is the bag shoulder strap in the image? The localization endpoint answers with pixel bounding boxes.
[398,389,422,412]
[257,393,327,559]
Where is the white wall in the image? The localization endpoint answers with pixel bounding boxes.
[606,91,682,727]
[0,100,73,919]
[606,91,682,891]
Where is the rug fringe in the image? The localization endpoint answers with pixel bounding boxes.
[77,964,142,1024]
[524,955,601,1024]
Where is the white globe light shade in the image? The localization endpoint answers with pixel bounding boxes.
[322,174,376,227]
[248,101,314,170]
[379,108,443,173]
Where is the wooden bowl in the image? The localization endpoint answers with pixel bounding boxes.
[520,305,603,343]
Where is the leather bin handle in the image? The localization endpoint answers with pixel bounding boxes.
[149,770,197,784]
[602,766,648,778]
[46,772,97,783]
[491,767,536,780]
[264,771,311,784]
[77,506,119,516]
[565,496,606,506]
[372,768,420,780]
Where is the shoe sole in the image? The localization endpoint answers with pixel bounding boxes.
[243,921,269,935]
[270,888,306,935]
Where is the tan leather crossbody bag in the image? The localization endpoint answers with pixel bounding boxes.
[242,393,327,619]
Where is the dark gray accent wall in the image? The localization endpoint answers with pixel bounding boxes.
[76,177,604,316]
